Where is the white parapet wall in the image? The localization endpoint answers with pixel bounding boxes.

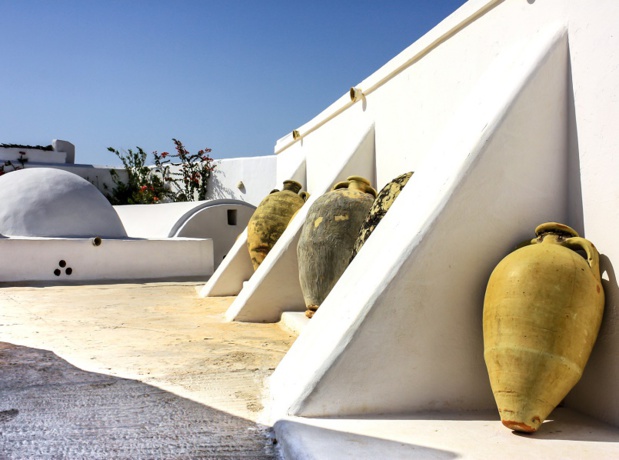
[230,0,619,450]
[0,237,214,283]
[208,155,277,206]
[0,147,67,164]
[0,139,75,165]
[115,199,255,269]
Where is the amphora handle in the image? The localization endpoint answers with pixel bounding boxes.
[332,180,350,191]
[525,222,602,284]
[562,237,602,284]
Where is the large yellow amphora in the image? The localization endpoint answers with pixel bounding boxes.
[247,180,308,270]
[298,176,376,318]
[483,222,604,433]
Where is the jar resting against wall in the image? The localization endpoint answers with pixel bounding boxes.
[483,222,604,433]
[297,176,376,318]
[247,180,308,271]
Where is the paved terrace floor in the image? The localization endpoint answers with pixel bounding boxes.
[0,282,296,459]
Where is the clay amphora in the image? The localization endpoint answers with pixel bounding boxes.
[350,171,413,263]
[483,222,604,433]
[298,176,376,318]
[247,180,308,270]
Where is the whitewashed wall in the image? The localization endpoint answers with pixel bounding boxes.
[208,155,277,205]
[264,0,619,429]
[0,237,213,282]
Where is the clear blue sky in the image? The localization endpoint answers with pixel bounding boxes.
[1,1,466,166]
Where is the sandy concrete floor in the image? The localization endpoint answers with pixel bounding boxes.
[0,281,296,458]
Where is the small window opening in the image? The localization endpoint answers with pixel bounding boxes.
[227,209,237,226]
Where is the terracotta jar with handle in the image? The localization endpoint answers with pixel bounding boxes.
[483,222,604,433]
[247,180,308,271]
[297,176,376,318]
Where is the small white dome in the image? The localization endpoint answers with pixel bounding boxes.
[0,168,127,238]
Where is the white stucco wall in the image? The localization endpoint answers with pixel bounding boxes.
[0,140,74,164]
[0,237,213,282]
[260,0,619,429]
[114,199,254,269]
[0,147,66,164]
[207,155,277,206]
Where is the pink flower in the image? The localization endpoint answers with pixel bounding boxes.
[161,152,169,158]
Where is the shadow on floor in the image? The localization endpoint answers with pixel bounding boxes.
[0,342,275,459]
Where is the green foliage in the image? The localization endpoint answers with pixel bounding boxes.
[107,139,217,205]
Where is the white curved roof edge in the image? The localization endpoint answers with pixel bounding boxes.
[167,199,256,238]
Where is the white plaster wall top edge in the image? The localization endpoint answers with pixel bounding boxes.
[217,154,275,162]
[0,236,212,242]
[272,0,505,154]
[167,199,256,237]
[115,199,255,238]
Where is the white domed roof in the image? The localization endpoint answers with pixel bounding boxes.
[0,168,127,238]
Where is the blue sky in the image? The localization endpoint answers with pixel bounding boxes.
[1,1,466,165]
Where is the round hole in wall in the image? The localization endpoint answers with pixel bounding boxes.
[59,260,66,268]
[54,269,61,276]
[65,267,73,275]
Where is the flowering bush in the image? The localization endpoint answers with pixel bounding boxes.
[107,146,169,204]
[107,139,217,205]
[152,138,217,202]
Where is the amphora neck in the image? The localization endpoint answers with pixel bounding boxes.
[283,180,303,194]
[535,222,579,244]
[346,176,377,197]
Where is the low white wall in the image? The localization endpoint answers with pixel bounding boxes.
[0,148,66,164]
[0,140,74,165]
[172,202,254,267]
[0,237,213,282]
[114,199,255,269]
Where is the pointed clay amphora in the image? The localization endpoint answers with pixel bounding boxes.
[247,180,308,271]
[483,222,604,433]
[297,176,376,318]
